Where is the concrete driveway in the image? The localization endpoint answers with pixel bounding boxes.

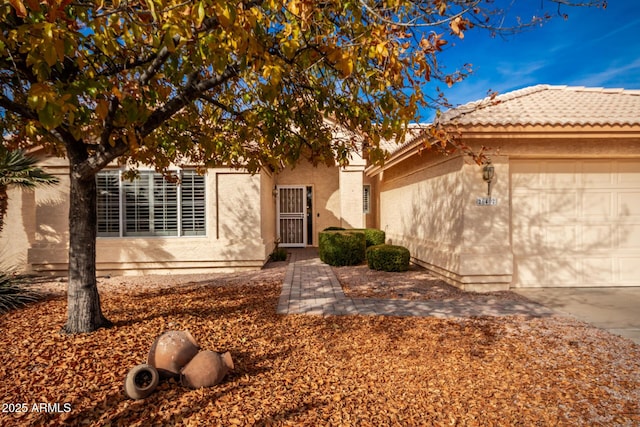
[514,287,640,345]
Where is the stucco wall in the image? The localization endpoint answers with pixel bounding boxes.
[24,162,269,276]
[0,187,36,272]
[339,164,365,229]
[275,158,367,244]
[363,174,377,229]
[376,134,640,291]
[18,156,69,274]
[260,171,277,259]
[378,150,512,291]
[275,161,341,244]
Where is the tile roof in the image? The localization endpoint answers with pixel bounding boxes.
[377,123,428,154]
[437,84,640,127]
[373,84,640,161]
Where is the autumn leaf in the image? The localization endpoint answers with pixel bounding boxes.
[450,16,464,38]
[0,268,638,426]
[95,100,109,121]
[9,0,27,17]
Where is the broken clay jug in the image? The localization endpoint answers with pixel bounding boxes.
[180,350,234,389]
[147,330,200,378]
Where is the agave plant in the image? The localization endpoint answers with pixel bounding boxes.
[0,272,41,314]
[0,146,58,233]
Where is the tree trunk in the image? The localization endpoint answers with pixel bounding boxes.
[62,169,112,333]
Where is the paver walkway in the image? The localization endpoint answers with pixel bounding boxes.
[276,249,554,318]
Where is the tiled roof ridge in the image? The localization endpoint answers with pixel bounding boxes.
[438,84,640,125]
[436,84,549,123]
[557,85,640,95]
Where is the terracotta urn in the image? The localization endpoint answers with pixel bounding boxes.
[147,330,200,378]
[123,364,159,400]
[180,350,234,389]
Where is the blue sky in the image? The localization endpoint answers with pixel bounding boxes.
[420,1,640,120]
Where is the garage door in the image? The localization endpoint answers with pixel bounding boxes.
[511,159,640,288]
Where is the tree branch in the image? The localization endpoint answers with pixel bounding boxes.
[99,96,120,146]
[139,66,238,138]
[72,136,129,181]
[359,0,480,28]
[138,34,181,86]
[0,95,38,120]
[199,95,247,121]
[72,66,239,180]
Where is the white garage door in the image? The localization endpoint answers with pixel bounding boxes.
[511,159,640,288]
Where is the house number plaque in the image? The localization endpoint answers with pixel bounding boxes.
[476,197,498,206]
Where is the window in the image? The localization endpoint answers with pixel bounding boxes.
[363,185,371,214]
[97,170,206,237]
[180,171,206,236]
[96,171,121,236]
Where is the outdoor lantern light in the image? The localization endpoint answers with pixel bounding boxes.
[482,163,495,196]
[272,186,278,198]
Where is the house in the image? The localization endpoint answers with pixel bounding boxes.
[2,84,639,290]
[0,125,373,276]
[367,85,640,290]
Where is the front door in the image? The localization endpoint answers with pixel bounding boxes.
[277,186,307,247]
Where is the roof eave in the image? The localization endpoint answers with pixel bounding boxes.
[443,123,640,139]
[365,131,431,177]
[365,122,640,177]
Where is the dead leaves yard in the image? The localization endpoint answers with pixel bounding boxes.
[1,266,639,426]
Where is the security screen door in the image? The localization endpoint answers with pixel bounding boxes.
[277,186,307,247]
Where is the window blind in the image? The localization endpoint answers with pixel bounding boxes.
[97,170,205,237]
[181,171,206,236]
[96,171,120,236]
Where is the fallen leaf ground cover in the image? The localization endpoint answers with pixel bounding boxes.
[1,267,639,426]
[334,264,533,303]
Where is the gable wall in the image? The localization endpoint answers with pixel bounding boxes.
[376,134,640,290]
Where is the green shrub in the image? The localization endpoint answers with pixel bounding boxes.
[323,226,346,231]
[0,273,41,314]
[352,228,386,247]
[366,244,410,272]
[318,230,366,266]
[269,248,288,262]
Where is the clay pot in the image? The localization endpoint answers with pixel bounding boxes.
[147,330,200,378]
[124,364,159,400]
[180,350,234,389]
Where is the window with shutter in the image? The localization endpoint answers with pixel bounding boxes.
[181,171,206,236]
[152,174,178,236]
[96,171,120,236]
[97,170,206,237]
[124,172,151,236]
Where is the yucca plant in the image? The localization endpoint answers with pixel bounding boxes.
[0,272,41,314]
[0,146,58,233]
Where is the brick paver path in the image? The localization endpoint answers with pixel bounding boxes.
[276,249,554,318]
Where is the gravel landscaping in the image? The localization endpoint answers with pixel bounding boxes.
[0,265,638,426]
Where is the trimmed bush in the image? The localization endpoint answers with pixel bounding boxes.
[269,248,288,262]
[318,230,366,266]
[322,227,383,246]
[366,244,410,272]
[352,228,386,247]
